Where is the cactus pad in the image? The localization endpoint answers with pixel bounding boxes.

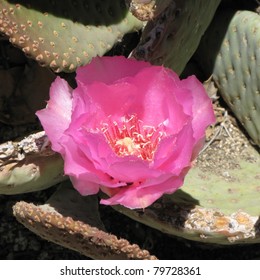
[0,0,143,72]
[13,181,157,260]
[195,10,260,146]
[0,131,66,194]
[132,0,221,74]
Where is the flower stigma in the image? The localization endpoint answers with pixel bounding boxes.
[101,114,166,161]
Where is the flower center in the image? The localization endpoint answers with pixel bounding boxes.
[101,115,166,161]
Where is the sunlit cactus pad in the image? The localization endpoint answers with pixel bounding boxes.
[0,0,143,72]
[13,182,157,260]
[113,115,260,245]
[195,10,260,146]
[0,131,66,194]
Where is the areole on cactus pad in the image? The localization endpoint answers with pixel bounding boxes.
[36,56,215,209]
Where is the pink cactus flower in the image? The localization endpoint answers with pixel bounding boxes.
[36,56,215,209]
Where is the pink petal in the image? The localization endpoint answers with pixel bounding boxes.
[36,77,72,153]
[76,56,151,85]
[100,175,184,209]
[77,81,140,125]
[153,123,194,174]
[178,75,216,141]
[69,83,108,130]
[68,129,117,174]
[70,176,100,196]
[60,133,126,189]
[107,158,163,183]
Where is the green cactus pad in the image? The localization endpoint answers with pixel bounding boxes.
[132,0,221,74]
[195,10,260,146]
[0,131,66,194]
[112,117,260,245]
[0,0,143,72]
[113,157,260,244]
[13,181,157,260]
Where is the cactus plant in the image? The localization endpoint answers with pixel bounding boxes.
[132,0,221,74]
[0,0,260,260]
[194,10,260,146]
[13,181,157,260]
[0,0,143,72]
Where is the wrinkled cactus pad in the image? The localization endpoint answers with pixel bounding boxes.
[0,131,66,194]
[195,10,260,146]
[133,0,221,74]
[13,181,157,260]
[0,0,143,72]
